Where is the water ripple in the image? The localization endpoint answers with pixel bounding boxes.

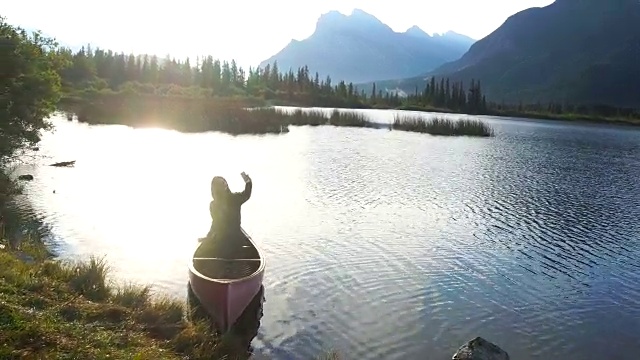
[13,114,640,360]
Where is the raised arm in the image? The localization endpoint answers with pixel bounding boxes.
[234,172,252,204]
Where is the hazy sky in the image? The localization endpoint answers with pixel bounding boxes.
[4,0,554,69]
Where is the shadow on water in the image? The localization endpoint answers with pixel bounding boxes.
[2,194,57,254]
[187,282,265,359]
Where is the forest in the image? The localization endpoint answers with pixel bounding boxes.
[55,44,639,127]
[59,45,490,114]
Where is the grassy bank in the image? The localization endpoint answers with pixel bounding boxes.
[392,115,495,137]
[489,108,640,126]
[398,104,640,126]
[0,245,229,359]
[0,228,340,360]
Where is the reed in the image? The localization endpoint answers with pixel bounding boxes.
[392,115,495,137]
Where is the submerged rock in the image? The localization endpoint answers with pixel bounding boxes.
[18,174,34,181]
[452,337,510,360]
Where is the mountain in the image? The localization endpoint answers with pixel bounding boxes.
[364,0,640,108]
[259,9,475,84]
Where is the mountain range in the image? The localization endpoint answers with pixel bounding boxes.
[365,0,640,108]
[259,9,475,84]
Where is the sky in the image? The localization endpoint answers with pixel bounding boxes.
[4,0,554,69]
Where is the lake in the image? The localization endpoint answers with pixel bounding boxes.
[14,108,640,360]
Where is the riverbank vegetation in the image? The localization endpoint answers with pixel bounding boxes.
[67,95,496,137]
[0,245,231,359]
[392,115,494,137]
[62,93,376,135]
[0,209,342,360]
[252,108,371,128]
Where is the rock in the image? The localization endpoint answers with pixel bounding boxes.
[452,337,510,360]
[18,174,34,181]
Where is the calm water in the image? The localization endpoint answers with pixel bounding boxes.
[14,109,640,360]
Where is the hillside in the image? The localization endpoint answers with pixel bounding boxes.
[363,0,640,108]
[259,9,475,84]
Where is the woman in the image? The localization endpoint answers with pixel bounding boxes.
[203,172,252,243]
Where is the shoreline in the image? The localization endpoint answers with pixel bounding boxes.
[1,176,509,360]
[0,218,340,360]
[388,104,640,127]
[58,96,496,137]
[1,229,508,360]
[63,92,640,133]
[0,171,288,359]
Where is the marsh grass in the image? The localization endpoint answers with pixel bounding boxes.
[392,115,495,137]
[64,92,495,138]
[248,108,373,128]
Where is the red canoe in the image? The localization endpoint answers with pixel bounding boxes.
[188,228,265,332]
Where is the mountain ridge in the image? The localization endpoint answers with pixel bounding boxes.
[259,9,475,84]
[361,0,640,108]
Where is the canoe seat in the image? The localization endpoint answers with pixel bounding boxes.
[193,257,261,262]
[193,234,261,280]
[193,257,261,280]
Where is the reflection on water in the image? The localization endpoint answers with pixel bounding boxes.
[14,112,640,360]
[187,283,265,359]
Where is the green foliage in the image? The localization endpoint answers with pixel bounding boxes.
[0,17,66,165]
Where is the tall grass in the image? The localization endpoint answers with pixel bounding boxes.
[247,108,371,128]
[392,115,495,137]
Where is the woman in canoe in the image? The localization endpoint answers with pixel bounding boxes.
[201,172,252,249]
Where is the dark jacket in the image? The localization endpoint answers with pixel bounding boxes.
[207,180,252,238]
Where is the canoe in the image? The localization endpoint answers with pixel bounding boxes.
[188,228,265,332]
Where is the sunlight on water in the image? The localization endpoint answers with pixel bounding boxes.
[15,111,640,360]
[20,119,309,290]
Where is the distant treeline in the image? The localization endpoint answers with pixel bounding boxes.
[57,46,486,113]
[401,77,639,121]
[59,46,375,108]
[401,77,487,113]
[57,45,639,123]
